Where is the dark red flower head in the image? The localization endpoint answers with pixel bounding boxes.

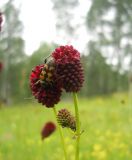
[0,62,3,72]
[41,122,56,140]
[30,63,62,107]
[52,45,80,64]
[51,45,84,92]
[0,12,3,32]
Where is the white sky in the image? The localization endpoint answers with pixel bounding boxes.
[0,0,91,55]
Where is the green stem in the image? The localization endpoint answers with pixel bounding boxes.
[73,93,80,160]
[53,107,68,160]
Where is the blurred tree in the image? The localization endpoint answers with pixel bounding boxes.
[0,0,26,104]
[86,0,132,91]
[81,41,128,96]
[28,43,56,66]
[51,0,79,41]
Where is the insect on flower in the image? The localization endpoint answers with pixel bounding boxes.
[34,56,56,87]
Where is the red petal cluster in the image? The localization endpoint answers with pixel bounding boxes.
[56,61,84,92]
[30,64,62,107]
[52,45,80,64]
[41,122,56,140]
[0,12,3,32]
[36,84,62,107]
[30,65,43,94]
[30,45,84,107]
[52,45,84,92]
[0,62,3,72]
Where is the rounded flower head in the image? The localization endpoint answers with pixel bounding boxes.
[52,45,84,92]
[41,122,56,140]
[0,62,3,72]
[57,108,76,131]
[52,45,80,64]
[30,63,62,108]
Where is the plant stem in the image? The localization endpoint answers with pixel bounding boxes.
[53,107,68,160]
[73,93,80,160]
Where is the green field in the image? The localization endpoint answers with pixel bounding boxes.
[0,93,131,160]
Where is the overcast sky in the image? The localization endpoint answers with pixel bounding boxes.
[0,0,90,55]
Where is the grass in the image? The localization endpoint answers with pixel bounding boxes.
[0,93,131,160]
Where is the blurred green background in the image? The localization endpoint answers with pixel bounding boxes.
[0,0,132,159]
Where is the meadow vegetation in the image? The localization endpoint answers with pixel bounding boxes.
[0,93,131,160]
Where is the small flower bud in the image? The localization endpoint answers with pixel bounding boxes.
[41,122,56,140]
[57,108,76,131]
